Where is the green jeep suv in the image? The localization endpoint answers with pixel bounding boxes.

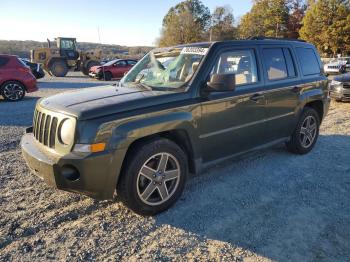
[21,39,330,215]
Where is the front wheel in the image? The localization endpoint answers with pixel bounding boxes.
[49,60,68,77]
[102,71,112,81]
[117,138,188,216]
[1,81,26,101]
[286,107,320,155]
[82,60,100,75]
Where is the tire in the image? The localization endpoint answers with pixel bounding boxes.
[82,60,100,75]
[1,81,26,102]
[117,138,188,216]
[286,107,320,155]
[103,71,112,81]
[49,60,68,77]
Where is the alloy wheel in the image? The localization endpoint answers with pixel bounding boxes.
[136,152,181,206]
[3,83,24,101]
[299,115,317,148]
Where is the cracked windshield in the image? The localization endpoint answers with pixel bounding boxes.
[121,46,208,89]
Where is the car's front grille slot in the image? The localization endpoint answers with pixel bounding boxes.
[32,106,68,150]
[37,112,42,140]
[49,117,58,148]
[44,115,51,146]
[343,84,350,89]
[39,113,46,143]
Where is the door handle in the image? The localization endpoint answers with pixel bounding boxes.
[250,93,265,102]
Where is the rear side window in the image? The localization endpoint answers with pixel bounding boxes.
[0,57,9,67]
[296,48,320,76]
[263,48,288,81]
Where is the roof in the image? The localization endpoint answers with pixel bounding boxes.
[157,38,313,52]
[0,54,17,58]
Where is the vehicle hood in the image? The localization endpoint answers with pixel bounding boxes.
[333,73,350,82]
[39,84,175,120]
[89,65,101,72]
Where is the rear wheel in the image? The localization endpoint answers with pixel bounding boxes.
[117,138,188,216]
[49,60,68,77]
[1,81,26,102]
[286,107,320,155]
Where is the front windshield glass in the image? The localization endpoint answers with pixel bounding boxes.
[121,46,209,90]
[103,59,118,66]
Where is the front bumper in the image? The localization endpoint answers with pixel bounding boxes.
[89,71,102,79]
[21,133,126,200]
[330,88,350,101]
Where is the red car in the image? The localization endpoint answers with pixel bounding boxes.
[0,55,38,101]
[89,59,137,81]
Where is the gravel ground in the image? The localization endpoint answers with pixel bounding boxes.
[0,72,350,261]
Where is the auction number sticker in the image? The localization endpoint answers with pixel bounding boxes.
[181,47,208,56]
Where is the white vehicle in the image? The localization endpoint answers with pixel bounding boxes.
[324,58,347,75]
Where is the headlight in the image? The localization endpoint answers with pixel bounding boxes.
[59,118,75,145]
[330,80,343,91]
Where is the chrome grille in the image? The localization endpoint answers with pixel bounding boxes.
[33,108,59,149]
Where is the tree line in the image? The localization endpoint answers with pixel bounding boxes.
[0,40,152,60]
[157,0,350,57]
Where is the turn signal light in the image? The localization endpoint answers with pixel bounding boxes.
[90,143,106,153]
[73,143,106,153]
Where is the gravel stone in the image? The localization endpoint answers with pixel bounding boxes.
[0,72,349,261]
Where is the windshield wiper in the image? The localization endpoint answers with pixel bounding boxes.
[136,82,153,91]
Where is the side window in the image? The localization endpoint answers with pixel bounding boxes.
[296,48,321,76]
[0,57,9,67]
[283,48,296,77]
[262,48,288,81]
[61,40,74,49]
[210,49,258,87]
[128,60,137,66]
[115,61,127,67]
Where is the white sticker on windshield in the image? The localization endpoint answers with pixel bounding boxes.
[181,47,208,56]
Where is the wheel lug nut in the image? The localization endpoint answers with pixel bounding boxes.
[153,182,156,185]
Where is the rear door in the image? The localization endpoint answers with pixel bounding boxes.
[260,45,300,142]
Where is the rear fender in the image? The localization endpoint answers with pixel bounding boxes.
[297,87,325,117]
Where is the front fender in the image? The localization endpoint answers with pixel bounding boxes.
[102,111,200,156]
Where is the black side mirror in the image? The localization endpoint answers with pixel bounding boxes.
[206,73,236,92]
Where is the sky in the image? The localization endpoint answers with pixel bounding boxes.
[0,0,252,46]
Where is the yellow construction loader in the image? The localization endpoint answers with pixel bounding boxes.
[31,37,101,77]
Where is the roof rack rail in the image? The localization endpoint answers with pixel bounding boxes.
[248,36,306,42]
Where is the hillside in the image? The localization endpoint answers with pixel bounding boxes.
[0,40,153,60]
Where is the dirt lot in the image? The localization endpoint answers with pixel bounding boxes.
[0,72,349,261]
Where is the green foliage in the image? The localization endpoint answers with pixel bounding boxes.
[238,0,292,39]
[299,0,350,56]
[209,6,237,41]
[158,0,211,47]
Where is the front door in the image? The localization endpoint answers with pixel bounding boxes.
[198,48,269,162]
[112,60,127,78]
